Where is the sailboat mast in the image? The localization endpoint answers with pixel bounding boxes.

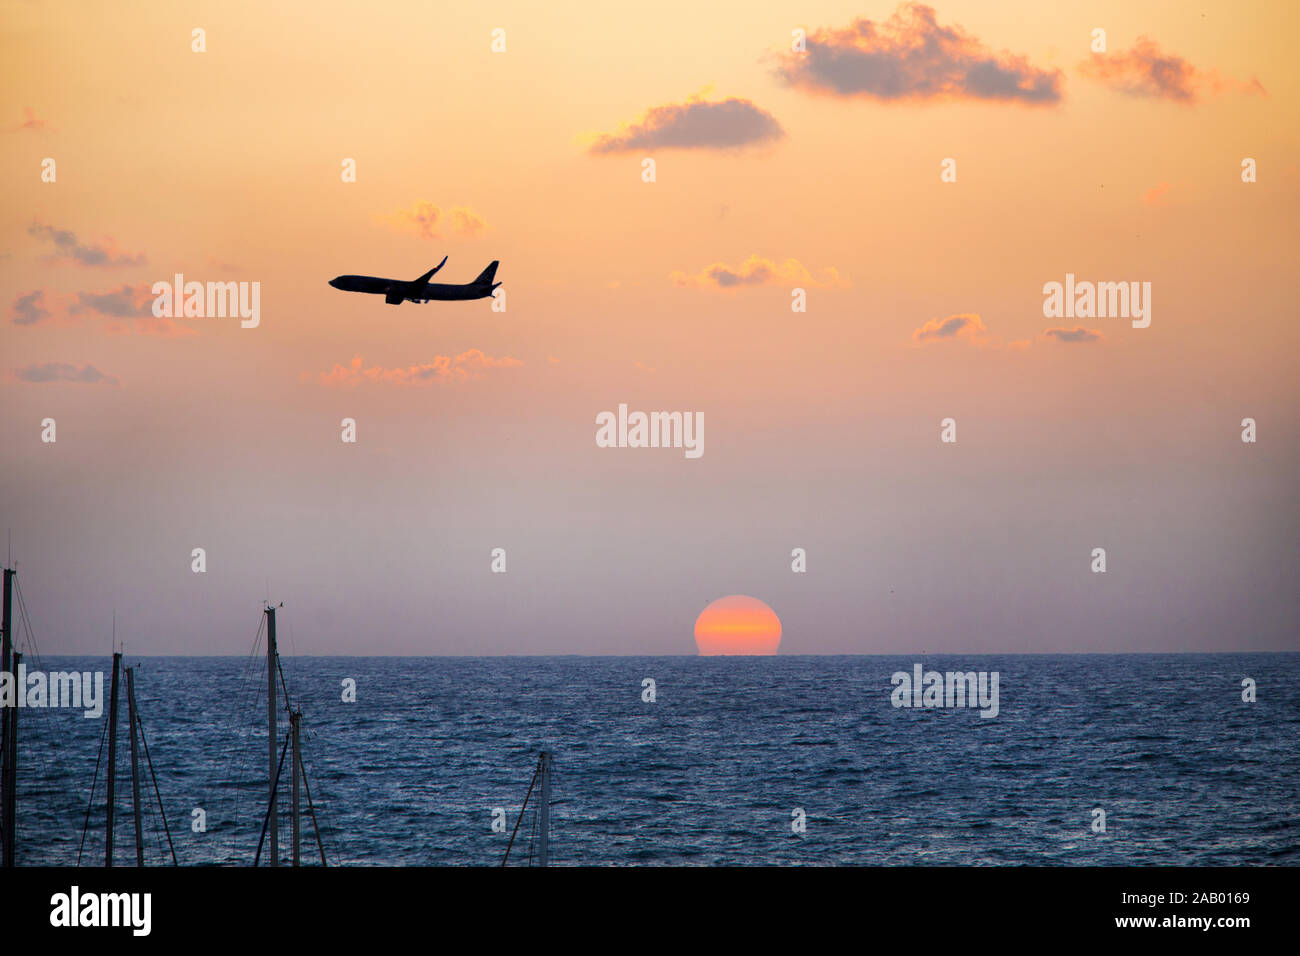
[105,650,121,866]
[3,650,16,867]
[126,666,145,866]
[291,708,301,867]
[1,567,13,868]
[538,751,551,867]
[266,605,278,867]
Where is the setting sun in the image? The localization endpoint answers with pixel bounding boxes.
[694,595,782,656]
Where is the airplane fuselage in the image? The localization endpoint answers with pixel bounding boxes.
[329,275,494,302]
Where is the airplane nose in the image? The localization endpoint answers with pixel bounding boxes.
[328,277,340,289]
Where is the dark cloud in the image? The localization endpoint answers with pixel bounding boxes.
[777,3,1062,105]
[69,285,151,318]
[68,285,195,337]
[913,312,988,342]
[27,222,147,267]
[590,96,784,153]
[1044,326,1102,344]
[12,290,51,326]
[710,263,767,287]
[15,362,119,385]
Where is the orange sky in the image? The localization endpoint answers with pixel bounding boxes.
[1,1,1297,654]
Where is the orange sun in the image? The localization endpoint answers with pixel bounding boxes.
[694,595,782,656]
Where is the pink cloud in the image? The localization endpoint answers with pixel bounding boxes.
[1143,182,1171,206]
[1080,37,1266,103]
[672,255,848,290]
[13,107,50,131]
[313,351,523,387]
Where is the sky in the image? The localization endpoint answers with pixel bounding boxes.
[1,0,1297,655]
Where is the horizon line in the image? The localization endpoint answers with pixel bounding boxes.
[20,650,1300,658]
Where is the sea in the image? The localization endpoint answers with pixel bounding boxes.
[6,654,1297,866]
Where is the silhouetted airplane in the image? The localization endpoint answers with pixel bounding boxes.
[328,258,500,304]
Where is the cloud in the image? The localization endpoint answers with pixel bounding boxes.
[61,285,193,336]
[385,202,486,240]
[12,290,51,326]
[104,317,195,337]
[912,312,989,343]
[13,107,50,131]
[313,350,523,387]
[14,284,194,336]
[1043,326,1102,344]
[910,314,1105,349]
[1143,182,1171,206]
[776,3,1062,105]
[588,93,784,153]
[1079,37,1266,103]
[69,285,153,318]
[449,207,486,237]
[671,255,848,290]
[912,315,1104,348]
[27,222,146,267]
[15,362,119,385]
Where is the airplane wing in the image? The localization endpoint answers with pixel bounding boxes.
[411,257,448,286]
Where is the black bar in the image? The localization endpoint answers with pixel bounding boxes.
[9,866,1287,943]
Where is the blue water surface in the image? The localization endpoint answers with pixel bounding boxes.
[8,654,1297,866]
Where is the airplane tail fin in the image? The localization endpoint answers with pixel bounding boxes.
[473,261,499,285]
